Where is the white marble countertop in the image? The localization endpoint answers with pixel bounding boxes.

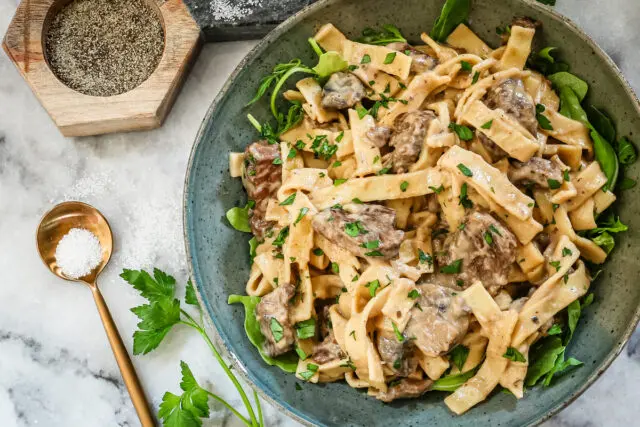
[0,0,638,426]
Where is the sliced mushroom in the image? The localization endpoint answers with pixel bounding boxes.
[388,110,436,173]
[508,157,563,189]
[321,72,366,110]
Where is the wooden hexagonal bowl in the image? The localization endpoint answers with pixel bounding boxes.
[3,0,202,137]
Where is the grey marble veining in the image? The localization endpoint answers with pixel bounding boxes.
[0,0,638,426]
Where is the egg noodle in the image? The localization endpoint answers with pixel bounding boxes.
[226,9,628,415]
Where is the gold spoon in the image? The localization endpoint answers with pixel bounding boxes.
[36,201,155,427]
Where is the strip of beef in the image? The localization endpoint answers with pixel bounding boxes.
[255,283,296,357]
[367,125,393,148]
[508,157,563,189]
[321,72,366,110]
[376,378,433,403]
[405,284,469,357]
[312,303,346,364]
[388,110,436,173]
[312,203,405,260]
[386,42,439,74]
[440,211,518,293]
[242,141,282,237]
[376,330,418,377]
[484,78,538,135]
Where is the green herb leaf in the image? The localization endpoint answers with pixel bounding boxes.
[457,163,473,177]
[392,321,404,342]
[158,361,211,427]
[352,198,363,204]
[365,250,384,257]
[449,122,474,140]
[472,71,480,84]
[483,230,493,246]
[591,130,619,191]
[313,52,348,78]
[562,247,573,257]
[270,318,284,342]
[440,259,463,274]
[547,324,563,335]
[400,181,409,192]
[432,366,479,391]
[334,178,348,186]
[549,260,561,272]
[503,347,527,362]
[225,202,253,233]
[548,72,588,101]
[358,24,407,46]
[383,52,397,64]
[587,106,616,143]
[366,279,381,297]
[536,104,554,130]
[459,183,474,209]
[280,193,297,206]
[547,178,561,189]
[313,248,324,256]
[418,249,433,265]
[377,167,391,175]
[361,54,372,64]
[360,240,380,249]
[429,184,445,194]
[345,221,367,237]
[121,268,176,302]
[294,207,309,225]
[295,319,316,339]
[228,295,298,373]
[617,136,637,165]
[592,231,615,254]
[249,237,259,262]
[185,280,199,307]
[449,344,470,371]
[272,226,290,247]
[481,120,493,129]
[460,61,472,72]
[430,0,471,42]
[525,336,565,386]
[408,289,420,300]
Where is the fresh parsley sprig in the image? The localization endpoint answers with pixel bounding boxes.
[121,268,263,427]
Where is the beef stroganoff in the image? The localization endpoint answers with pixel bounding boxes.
[225,0,634,415]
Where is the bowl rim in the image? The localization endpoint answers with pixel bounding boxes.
[183,0,640,425]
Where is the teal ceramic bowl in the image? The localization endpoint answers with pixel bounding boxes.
[184,0,640,425]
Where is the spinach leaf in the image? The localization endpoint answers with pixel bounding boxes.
[430,0,471,42]
[587,106,616,143]
[549,72,589,101]
[565,300,581,345]
[525,336,565,387]
[558,86,589,124]
[617,136,637,165]
[226,203,253,233]
[591,130,619,191]
[592,231,615,254]
[588,212,628,235]
[449,345,470,371]
[432,366,479,392]
[228,295,298,373]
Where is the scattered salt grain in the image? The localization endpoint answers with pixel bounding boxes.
[209,0,264,22]
[55,228,103,279]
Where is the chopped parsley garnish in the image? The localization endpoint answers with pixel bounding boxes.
[345,221,368,237]
[472,71,480,84]
[458,223,466,230]
[383,83,391,94]
[503,347,527,363]
[456,279,464,287]
[299,363,319,380]
[408,289,420,300]
[450,344,470,371]
[383,52,397,64]
[311,135,338,160]
[272,226,290,247]
[295,345,308,360]
[440,259,463,274]
[365,250,384,257]
[398,82,407,90]
[418,249,433,266]
[360,240,380,249]
[429,184,445,194]
[295,140,306,150]
[400,181,409,192]
[349,330,356,340]
[392,321,404,342]
[365,279,381,297]
[361,54,372,64]
[562,247,573,257]
[270,318,284,342]
[459,183,474,209]
[273,157,283,165]
[312,248,324,256]
[547,179,561,189]
[460,61,472,72]
[339,359,357,370]
[373,155,381,163]
[335,132,345,144]
[449,123,474,141]
[356,105,369,119]
[549,260,561,272]
[348,64,358,71]
[295,318,316,339]
[352,198,363,204]
[279,193,296,206]
[331,262,340,274]
[377,167,391,175]
[334,178,348,186]
[294,207,309,225]
[489,224,502,236]
[481,120,493,129]
[483,230,494,246]
[547,324,563,336]
[457,163,473,177]
[563,169,570,182]
[368,80,376,86]
[332,161,342,168]
[536,104,554,130]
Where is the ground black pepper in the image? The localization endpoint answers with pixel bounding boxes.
[45,0,165,97]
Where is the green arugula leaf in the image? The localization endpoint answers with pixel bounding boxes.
[358,24,407,45]
[228,295,298,373]
[503,347,527,362]
[226,203,252,233]
[430,0,471,42]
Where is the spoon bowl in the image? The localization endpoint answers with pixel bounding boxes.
[36,201,113,284]
[36,201,154,427]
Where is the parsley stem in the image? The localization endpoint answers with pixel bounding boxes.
[185,315,260,427]
[205,390,252,426]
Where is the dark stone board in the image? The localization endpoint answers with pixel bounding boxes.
[184,0,317,42]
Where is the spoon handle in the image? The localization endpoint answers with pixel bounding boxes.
[90,284,156,427]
